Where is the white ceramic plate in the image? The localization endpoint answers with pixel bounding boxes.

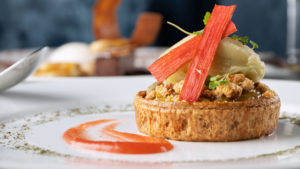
[0,76,300,169]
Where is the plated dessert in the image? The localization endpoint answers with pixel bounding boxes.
[34,42,95,76]
[134,5,281,141]
[34,40,132,77]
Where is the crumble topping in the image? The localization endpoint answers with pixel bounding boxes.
[145,74,275,102]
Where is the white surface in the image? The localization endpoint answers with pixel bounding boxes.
[25,112,300,162]
[0,76,300,169]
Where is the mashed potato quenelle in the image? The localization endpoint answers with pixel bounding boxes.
[165,36,265,84]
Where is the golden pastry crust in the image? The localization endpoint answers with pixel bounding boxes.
[34,63,87,77]
[134,89,281,142]
[89,39,132,57]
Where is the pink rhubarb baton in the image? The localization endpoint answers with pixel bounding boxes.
[179,5,236,102]
[148,20,236,83]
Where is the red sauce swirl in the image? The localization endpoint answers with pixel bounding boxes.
[63,119,173,154]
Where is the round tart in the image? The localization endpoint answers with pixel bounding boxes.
[134,5,280,142]
[134,86,280,142]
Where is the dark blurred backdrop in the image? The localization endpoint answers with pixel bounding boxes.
[0,0,287,57]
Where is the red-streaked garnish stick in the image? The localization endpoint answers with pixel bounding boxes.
[224,21,237,38]
[180,5,236,102]
[148,21,236,83]
[148,35,201,82]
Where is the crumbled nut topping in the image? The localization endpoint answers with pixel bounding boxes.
[262,90,275,98]
[228,74,245,84]
[255,82,269,93]
[173,80,184,94]
[145,74,275,102]
[155,83,174,98]
[145,90,156,100]
[215,83,243,99]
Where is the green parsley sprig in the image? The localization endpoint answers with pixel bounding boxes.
[166,11,212,36]
[203,12,211,25]
[249,40,258,49]
[166,21,201,36]
[206,74,229,90]
[231,35,259,49]
[168,11,259,50]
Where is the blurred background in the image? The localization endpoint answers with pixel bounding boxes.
[0,0,299,79]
